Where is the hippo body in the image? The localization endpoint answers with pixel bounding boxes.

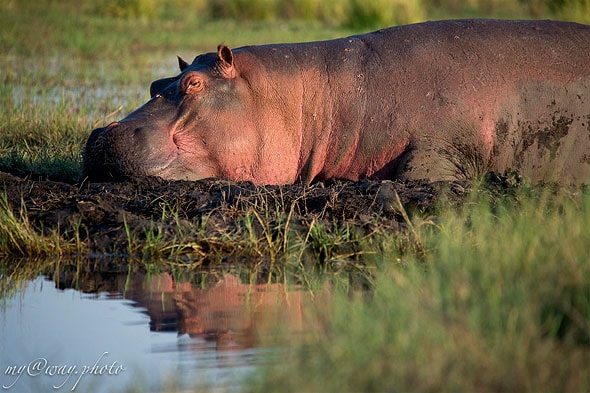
[84,19,590,185]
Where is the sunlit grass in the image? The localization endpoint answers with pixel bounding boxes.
[0,194,85,257]
[249,187,590,393]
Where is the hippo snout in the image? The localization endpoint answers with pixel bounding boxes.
[83,93,190,181]
[83,123,136,181]
[83,117,183,182]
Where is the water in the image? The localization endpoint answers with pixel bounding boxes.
[0,272,306,393]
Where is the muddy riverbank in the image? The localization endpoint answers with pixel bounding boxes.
[0,170,521,265]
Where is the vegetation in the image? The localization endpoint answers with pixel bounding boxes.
[88,0,590,27]
[249,187,590,392]
[0,194,80,256]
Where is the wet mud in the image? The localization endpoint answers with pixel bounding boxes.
[0,170,518,261]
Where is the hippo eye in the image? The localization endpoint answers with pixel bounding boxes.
[182,73,204,95]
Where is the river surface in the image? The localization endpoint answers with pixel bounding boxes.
[0,271,309,393]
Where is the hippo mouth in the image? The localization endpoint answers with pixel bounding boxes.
[137,152,179,177]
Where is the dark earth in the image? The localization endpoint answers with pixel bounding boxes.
[5,170,589,348]
[0,170,526,263]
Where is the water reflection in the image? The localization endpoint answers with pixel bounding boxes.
[0,270,324,393]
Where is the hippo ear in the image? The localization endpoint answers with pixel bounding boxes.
[217,45,236,78]
[178,56,189,71]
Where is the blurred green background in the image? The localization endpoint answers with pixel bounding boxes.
[3,0,588,60]
[84,0,590,27]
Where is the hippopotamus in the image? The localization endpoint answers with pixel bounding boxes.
[83,19,590,185]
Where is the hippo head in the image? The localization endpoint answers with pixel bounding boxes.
[83,46,261,182]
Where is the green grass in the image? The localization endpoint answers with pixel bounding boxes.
[248,187,590,393]
[115,187,387,285]
[0,193,85,256]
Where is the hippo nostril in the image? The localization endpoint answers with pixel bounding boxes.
[105,122,120,133]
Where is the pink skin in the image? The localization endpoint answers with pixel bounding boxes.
[84,19,590,185]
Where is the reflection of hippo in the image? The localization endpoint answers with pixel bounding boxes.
[171,274,316,349]
[84,19,590,185]
[57,271,323,350]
